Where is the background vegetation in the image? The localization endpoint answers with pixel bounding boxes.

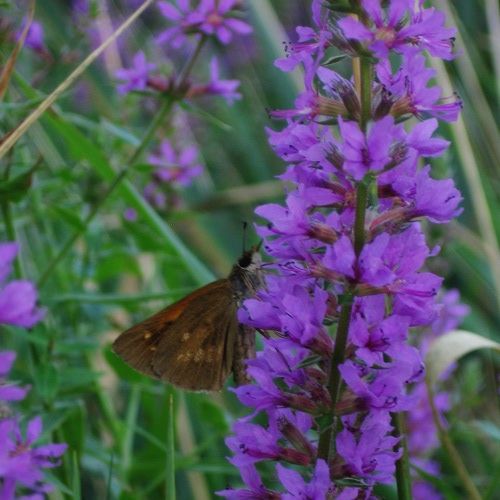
[0,0,498,498]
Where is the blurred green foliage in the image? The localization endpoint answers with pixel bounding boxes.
[0,0,498,498]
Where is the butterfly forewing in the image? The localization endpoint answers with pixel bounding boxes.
[112,280,237,390]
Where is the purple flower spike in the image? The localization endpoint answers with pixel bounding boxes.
[0,351,67,498]
[223,0,464,496]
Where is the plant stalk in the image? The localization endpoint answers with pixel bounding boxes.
[393,412,413,500]
[426,378,481,500]
[317,298,354,460]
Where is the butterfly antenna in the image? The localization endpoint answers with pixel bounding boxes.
[242,221,248,252]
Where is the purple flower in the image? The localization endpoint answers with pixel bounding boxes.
[275,0,332,73]
[335,412,400,484]
[277,459,331,499]
[148,140,203,187]
[393,164,463,223]
[115,52,156,95]
[123,207,138,222]
[0,243,45,328]
[16,20,46,53]
[217,464,279,498]
[157,0,252,47]
[0,352,29,403]
[338,0,456,60]
[188,58,241,104]
[156,0,195,48]
[189,0,252,44]
[339,116,401,180]
[0,417,67,499]
[377,52,462,121]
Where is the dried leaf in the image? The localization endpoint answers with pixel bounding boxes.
[426,329,500,385]
[0,0,36,101]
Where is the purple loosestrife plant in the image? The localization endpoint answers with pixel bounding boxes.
[115,0,250,220]
[0,247,66,499]
[220,0,463,498]
[0,352,67,500]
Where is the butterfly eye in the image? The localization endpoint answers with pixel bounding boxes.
[238,253,252,268]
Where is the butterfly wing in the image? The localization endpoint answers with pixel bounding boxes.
[112,279,237,390]
[151,280,238,391]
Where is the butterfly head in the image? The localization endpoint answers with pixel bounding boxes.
[230,244,264,299]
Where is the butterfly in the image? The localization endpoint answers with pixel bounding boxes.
[112,247,263,391]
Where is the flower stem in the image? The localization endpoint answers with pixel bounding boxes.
[393,412,413,500]
[359,56,372,132]
[318,46,374,465]
[354,180,368,255]
[317,297,353,461]
[37,37,207,288]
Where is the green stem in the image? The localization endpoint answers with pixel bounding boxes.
[37,36,206,288]
[317,298,353,460]
[176,36,206,88]
[122,384,141,479]
[1,202,22,278]
[166,388,176,500]
[318,47,374,464]
[354,180,368,255]
[359,57,372,132]
[393,412,413,500]
[426,378,482,500]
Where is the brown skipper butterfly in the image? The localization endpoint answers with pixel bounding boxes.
[112,246,262,391]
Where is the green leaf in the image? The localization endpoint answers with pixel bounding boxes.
[94,250,141,281]
[50,205,85,230]
[34,364,60,403]
[62,404,86,456]
[0,166,36,202]
[59,367,101,391]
